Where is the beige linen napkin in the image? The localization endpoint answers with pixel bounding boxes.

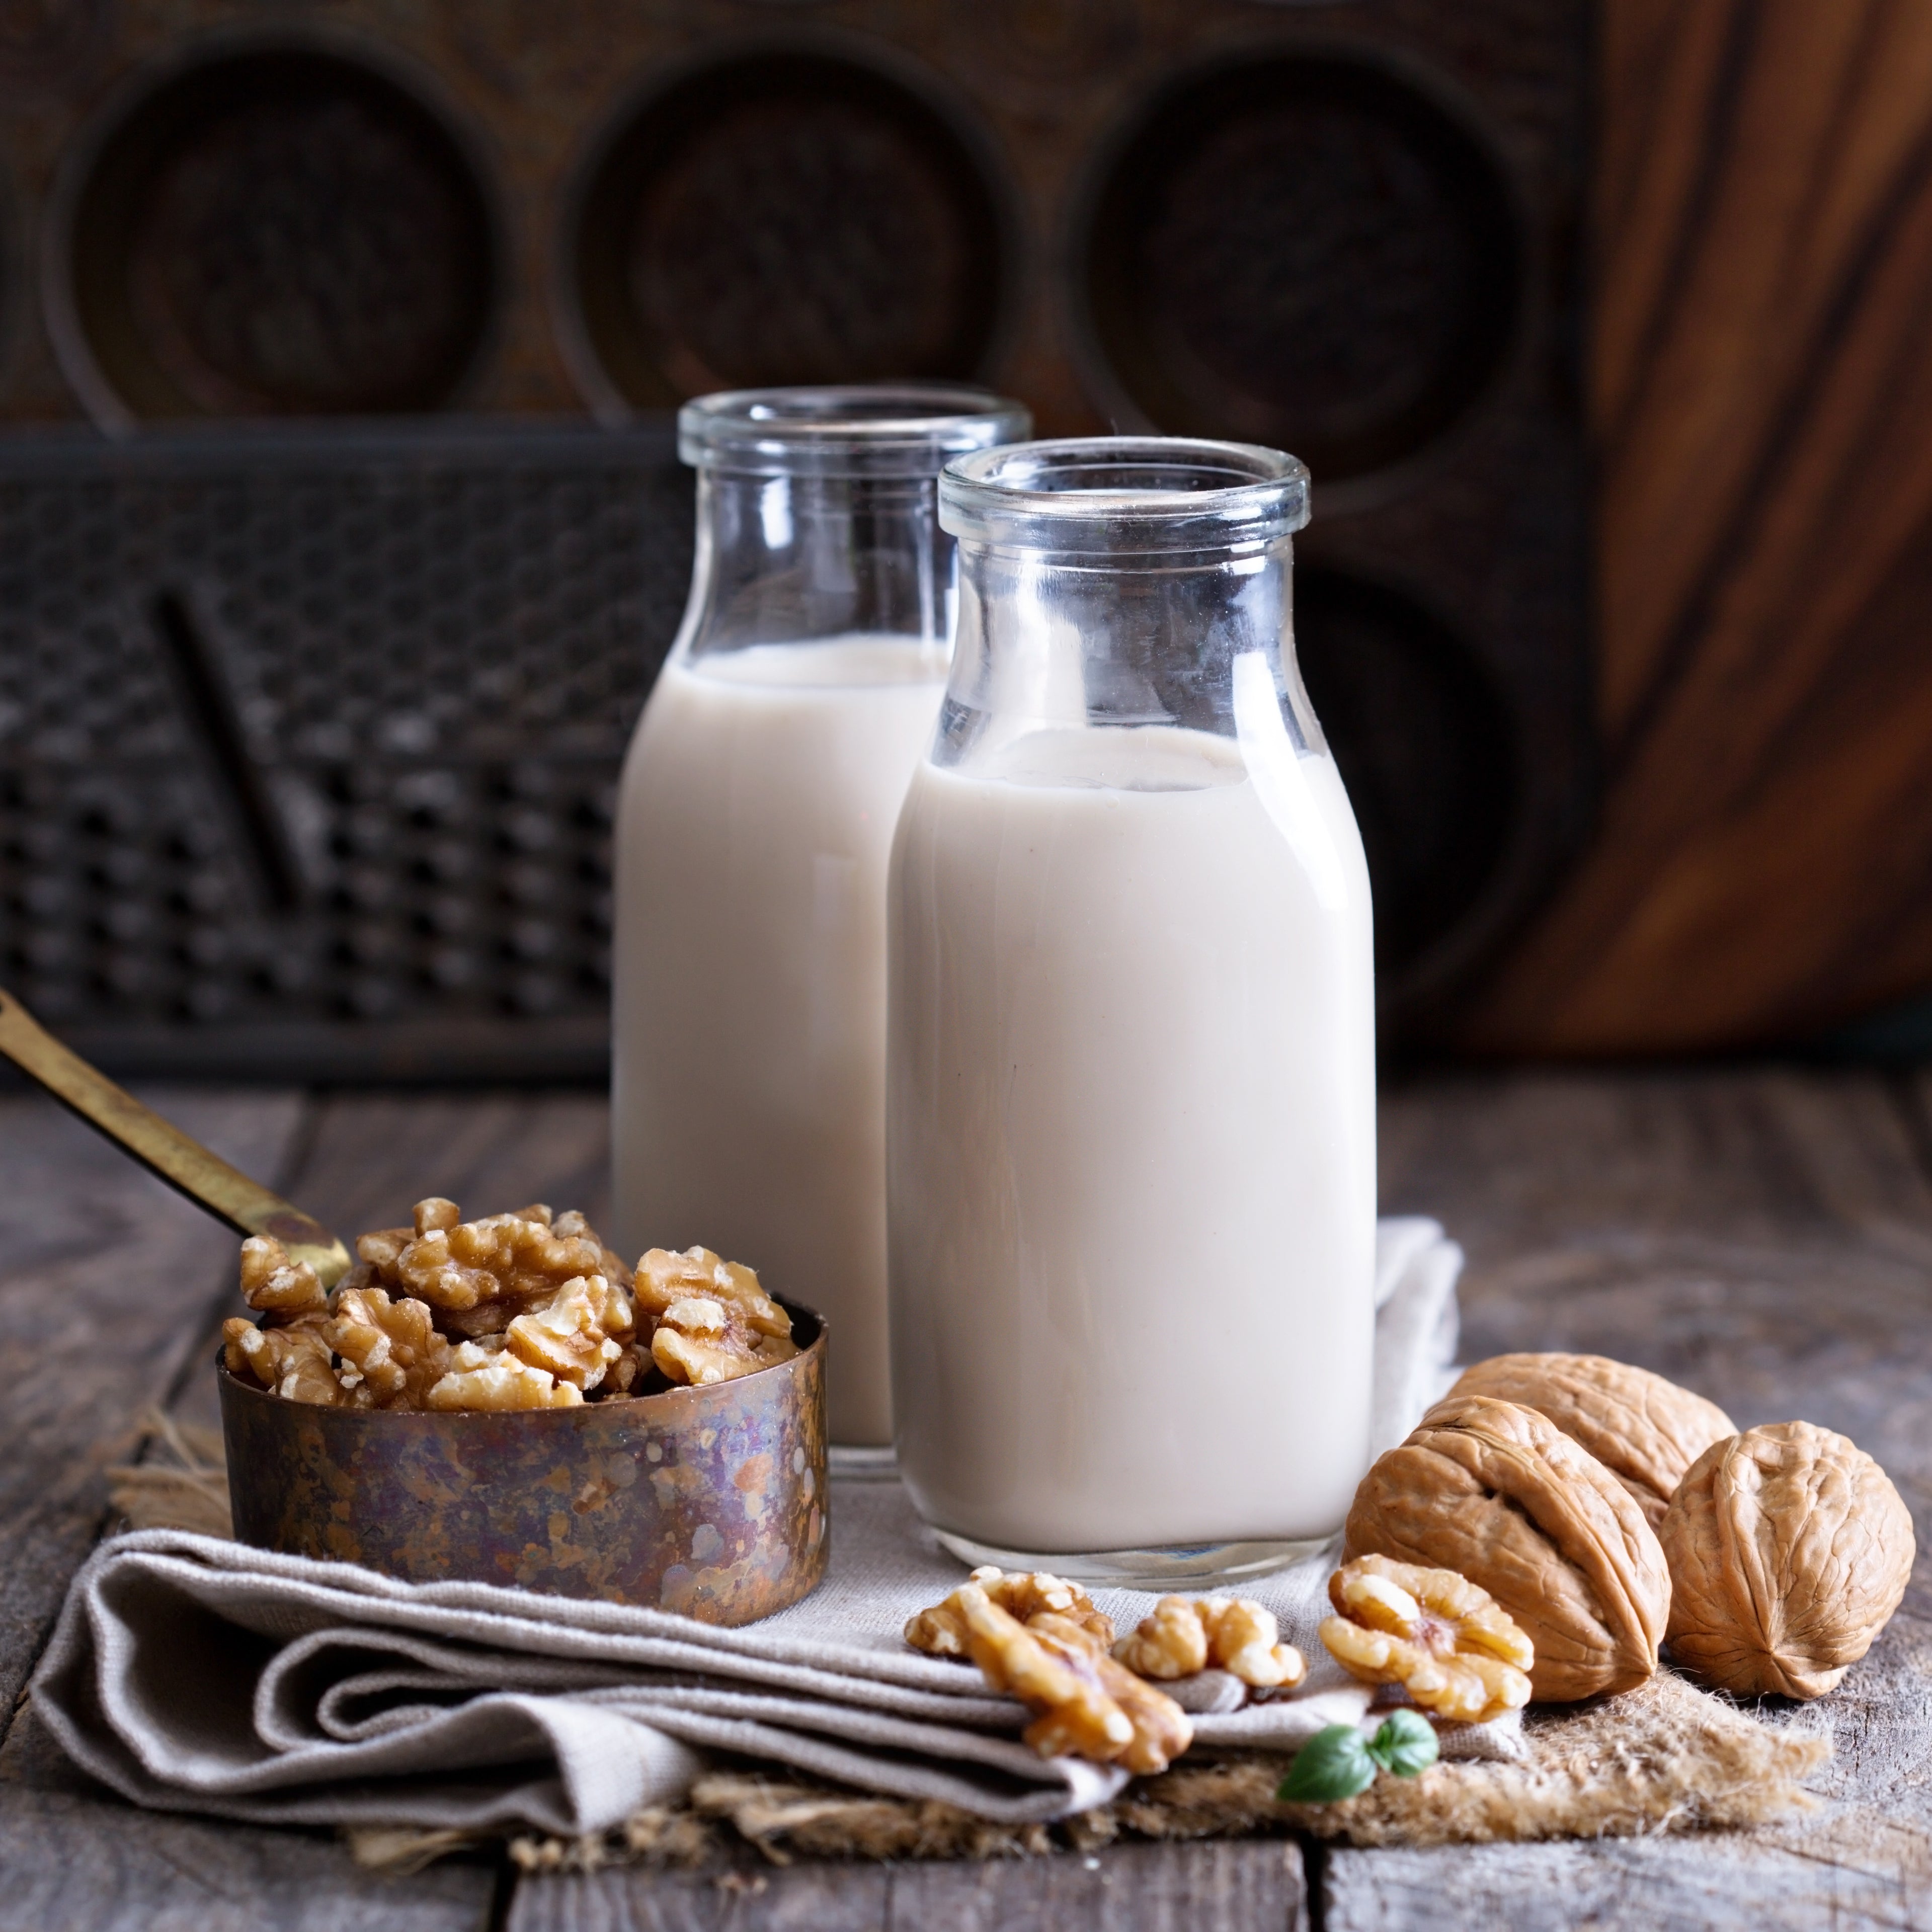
[32,1217,1494,1834]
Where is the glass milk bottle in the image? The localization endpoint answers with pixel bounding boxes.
[887,438,1376,1581]
[612,385,1030,1447]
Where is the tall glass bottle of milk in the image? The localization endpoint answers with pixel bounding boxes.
[887,437,1377,1581]
[612,386,1030,1447]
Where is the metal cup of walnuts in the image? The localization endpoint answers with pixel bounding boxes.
[218,1197,828,1623]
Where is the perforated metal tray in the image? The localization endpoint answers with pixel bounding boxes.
[0,420,692,1081]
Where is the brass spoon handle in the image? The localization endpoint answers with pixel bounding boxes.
[0,985,351,1289]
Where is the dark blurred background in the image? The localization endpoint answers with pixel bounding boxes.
[0,0,1923,1079]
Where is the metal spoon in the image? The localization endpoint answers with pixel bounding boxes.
[0,985,350,1287]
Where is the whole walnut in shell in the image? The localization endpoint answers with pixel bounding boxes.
[1661,1421,1915,1699]
[1447,1352,1736,1529]
[1345,1394,1671,1701]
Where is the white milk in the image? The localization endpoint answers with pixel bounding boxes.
[887,715,1377,1552]
[612,635,949,1445]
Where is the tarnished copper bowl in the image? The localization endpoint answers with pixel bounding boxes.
[218,1301,827,1624]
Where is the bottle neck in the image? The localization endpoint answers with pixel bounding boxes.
[935,535,1325,767]
[676,470,956,659]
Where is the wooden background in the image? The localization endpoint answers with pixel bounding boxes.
[1459,0,1932,1056]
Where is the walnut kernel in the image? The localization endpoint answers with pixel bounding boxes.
[325,1286,449,1408]
[634,1247,791,1337]
[233,1204,778,1412]
[222,1315,342,1406]
[505,1274,627,1391]
[638,1248,797,1387]
[1320,1554,1534,1723]
[414,1196,461,1235]
[905,1567,1114,1656]
[238,1234,328,1319]
[1113,1596,1306,1689]
[941,1583,1191,1774]
[425,1338,584,1412]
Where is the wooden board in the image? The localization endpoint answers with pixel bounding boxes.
[1379,1069,1932,1456]
[1455,0,1932,1051]
[279,1092,616,1243]
[7,1075,1932,1928]
[1326,1828,1932,1932]
[0,1708,498,1932]
[506,1842,1306,1932]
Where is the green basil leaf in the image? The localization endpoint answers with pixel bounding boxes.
[1366,1708,1440,1778]
[1275,1725,1377,1803]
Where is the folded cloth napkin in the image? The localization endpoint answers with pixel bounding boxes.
[32,1217,1486,1835]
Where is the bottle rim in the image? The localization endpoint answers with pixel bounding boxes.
[939,436,1311,553]
[679,383,1032,477]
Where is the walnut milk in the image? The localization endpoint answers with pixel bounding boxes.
[887,439,1378,1584]
[612,386,1029,1447]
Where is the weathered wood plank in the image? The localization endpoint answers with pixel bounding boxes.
[1324,1829,1932,1932]
[287,1091,614,1240]
[1380,1068,1932,1462]
[0,1089,559,1929]
[508,1841,1305,1932]
[0,1086,306,1719]
[0,1706,498,1932]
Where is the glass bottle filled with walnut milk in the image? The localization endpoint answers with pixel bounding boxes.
[612,385,1030,1449]
[887,438,1377,1582]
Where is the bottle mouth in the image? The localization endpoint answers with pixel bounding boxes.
[679,383,1032,478]
[939,436,1311,554]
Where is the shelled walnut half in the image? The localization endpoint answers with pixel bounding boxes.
[221,1313,338,1406]
[1662,1421,1915,1698]
[906,1567,1114,1655]
[1321,1554,1534,1723]
[633,1246,799,1387]
[928,1581,1191,1774]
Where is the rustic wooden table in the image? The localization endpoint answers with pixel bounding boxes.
[3,1068,1929,1929]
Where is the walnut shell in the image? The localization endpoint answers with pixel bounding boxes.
[1661,1421,1915,1699]
[1345,1393,1671,1701]
[1447,1352,1737,1529]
